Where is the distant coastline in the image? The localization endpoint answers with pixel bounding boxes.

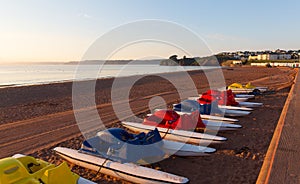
[2,48,298,66]
[0,64,217,88]
[65,59,162,65]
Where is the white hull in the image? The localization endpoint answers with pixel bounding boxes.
[187,96,201,101]
[202,120,242,131]
[168,111,239,122]
[78,178,97,184]
[229,88,254,93]
[162,140,216,156]
[256,87,268,90]
[121,122,227,145]
[235,94,255,98]
[229,87,267,94]
[237,101,263,107]
[223,109,251,117]
[54,147,189,184]
[171,106,251,117]
[190,96,249,102]
[154,109,239,122]
[80,140,214,158]
[234,97,249,102]
[218,105,253,111]
[200,114,239,122]
[138,116,241,131]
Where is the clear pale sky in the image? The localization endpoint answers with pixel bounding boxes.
[0,0,299,63]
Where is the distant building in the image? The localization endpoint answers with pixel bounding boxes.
[233,54,241,59]
[232,60,242,65]
[248,55,258,60]
[248,53,291,60]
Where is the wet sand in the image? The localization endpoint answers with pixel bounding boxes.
[0,66,297,183]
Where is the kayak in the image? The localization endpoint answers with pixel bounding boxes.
[221,109,250,116]
[191,96,249,102]
[175,102,253,111]
[191,98,261,109]
[174,108,250,117]
[202,120,242,130]
[238,101,263,107]
[227,88,258,94]
[213,108,251,117]
[196,89,261,109]
[228,83,268,94]
[149,112,239,122]
[161,140,216,156]
[173,101,251,117]
[124,119,240,132]
[82,137,215,157]
[198,114,238,122]
[218,105,253,111]
[121,121,227,145]
[143,112,242,131]
[82,128,216,159]
[149,109,238,126]
[188,98,253,108]
[198,90,242,107]
[0,154,95,184]
[54,147,189,184]
[235,94,255,98]
[234,97,249,102]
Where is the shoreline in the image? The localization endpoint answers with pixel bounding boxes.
[0,65,222,89]
[0,66,297,183]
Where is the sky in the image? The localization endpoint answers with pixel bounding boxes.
[0,0,299,63]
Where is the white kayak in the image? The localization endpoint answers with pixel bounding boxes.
[218,105,253,111]
[184,99,253,111]
[162,140,216,156]
[141,115,241,131]
[234,97,249,102]
[222,109,251,117]
[121,121,227,145]
[148,112,238,123]
[228,88,253,94]
[189,96,248,102]
[202,120,242,131]
[235,94,255,98]
[229,87,268,94]
[54,147,189,184]
[238,101,263,107]
[187,96,204,101]
[199,114,239,122]
[83,132,216,157]
[147,109,239,123]
[153,109,239,122]
[186,100,261,109]
[171,105,251,117]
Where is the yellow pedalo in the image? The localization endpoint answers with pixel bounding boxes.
[0,154,91,184]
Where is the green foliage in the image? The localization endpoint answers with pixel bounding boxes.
[215,55,236,63]
[169,55,178,61]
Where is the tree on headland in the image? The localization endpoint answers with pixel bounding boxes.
[161,55,198,66]
[169,55,178,62]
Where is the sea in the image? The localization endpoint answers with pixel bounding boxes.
[0,64,220,88]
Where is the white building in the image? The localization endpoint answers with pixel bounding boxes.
[232,60,242,65]
[248,55,258,60]
[249,53,292,60]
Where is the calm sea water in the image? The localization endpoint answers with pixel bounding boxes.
[0,64,219,88]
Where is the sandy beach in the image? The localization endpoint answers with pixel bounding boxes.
[0,66,297,184]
